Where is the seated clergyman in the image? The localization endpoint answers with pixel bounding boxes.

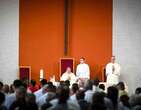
[60,67,76,84]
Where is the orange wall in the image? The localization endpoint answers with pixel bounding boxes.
[69,0,112,79]
[20,0,112,82]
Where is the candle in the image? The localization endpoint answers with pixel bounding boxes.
[40,69,44,79]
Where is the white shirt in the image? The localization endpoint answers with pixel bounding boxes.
[76,63,90,79]
[60,72,76,84]
[106,62,121,85]
[50,98,80,110]
[5,93,16,109]
[70,94,77,101]
[37,92,56,106]
[34,88,44,102]
[84,90,94,103]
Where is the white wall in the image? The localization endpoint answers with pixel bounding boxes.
[113,0,141,94]
[0,0,19,84]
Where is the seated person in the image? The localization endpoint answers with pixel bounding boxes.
[27,79,39,93]
[60,67,76,84]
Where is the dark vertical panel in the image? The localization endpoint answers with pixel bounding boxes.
[64,0,69,55]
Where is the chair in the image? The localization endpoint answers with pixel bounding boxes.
[59,58,74,77]
[19,66,31,82]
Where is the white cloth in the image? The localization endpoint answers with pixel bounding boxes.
[50,98,80,110]
[84,90,94,103]
[37,93,47,106]
[34,88,44,102]
[70,94,77,101]
[60,72,76,84]
[106,62,121,85]
[76,63,90,79]
[4,93,16,110]
[37,92,56,106]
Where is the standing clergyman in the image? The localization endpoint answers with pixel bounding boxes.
[76,57,90,83]
[106,56,121,85]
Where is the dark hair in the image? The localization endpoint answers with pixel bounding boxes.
[13,79,23,88]
[47,81,53,87]
[76,90,85,100]
[64,80,70,87]
[40,79,47,86]
[0,81,3,87]
[85,80,93,90]
[120,95,130,109]
[99,84,105,91]
[91,92,106,110]
[47,84,56,93]
[93,78,99,86]
[0,92,5,105]
[107,86,118,110]
[31,80,36,87]
[26,93,36,104]
[59,81,65,86]
[58,86,70,104]
[117,82,125,90]
[135,87,141,95]
[0,82,3,91]
[72,83,79,93]
[80,57,85,60]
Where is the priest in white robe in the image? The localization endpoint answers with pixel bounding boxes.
[60,67,76,84]
[76,57,90,83]
[106,56,121,85]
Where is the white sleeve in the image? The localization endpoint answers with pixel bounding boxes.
[76,65,79,77]
[86,65,90,79]
[106,64,110,76]
[60,73,66,81]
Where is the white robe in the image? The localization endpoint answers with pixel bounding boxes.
[76,63,90,79]
[60,72,76,84]
[106,62,121,85]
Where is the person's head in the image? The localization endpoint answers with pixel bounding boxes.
[117,82,125,90]
[93,78,100,87]
[47,81,53,86]
[30,79,36,87]
[80,57,85,64]
[111,56,116,63]
[76,90,85,100]
[99,84,105,91]
[84,80,93,90]
[46,84,56,93]
[25,93,36,104]
[120,95,130,108]
[57,86,70,104]
[135,87,141,95]
[66,67,71,73]
[129,94,141,108]
[71,83,79,94]
[13,79,23,90]
[92,92,106,110]
[40,79,47,87]
[64,80,70,87]
[9,84,14,93]
[15,86,27,100]
[3,84,9,94]
[107,86,118,109]
[0,81,4,91]
[0,92,5,106]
